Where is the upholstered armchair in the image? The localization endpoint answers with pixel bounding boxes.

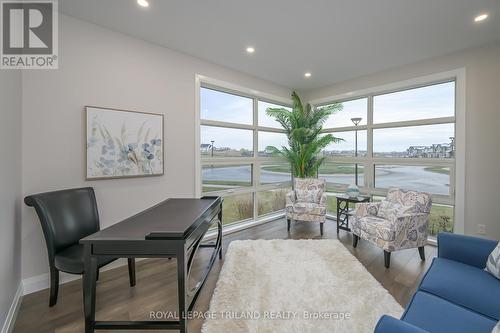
[351,187,432,268]
[286,178,327,235]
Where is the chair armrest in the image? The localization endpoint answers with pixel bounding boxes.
[393,213,429,239]
[286,191,296,207]
[374,316,430,333]
[355,202,380,218]
[437,232,498,269]
[319,192,327,206]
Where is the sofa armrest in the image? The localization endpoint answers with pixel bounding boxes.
[355,202,380,218]
[374,316,430,333]
[437,232,498,269]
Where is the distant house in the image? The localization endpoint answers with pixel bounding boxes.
[407,140,454,158]
[200,143,212,153]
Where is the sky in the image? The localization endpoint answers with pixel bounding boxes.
[200,81,455,153]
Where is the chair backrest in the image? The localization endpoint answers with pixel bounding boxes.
[386,187,432,214]
[24,187,100,259]
[294,177,326,192]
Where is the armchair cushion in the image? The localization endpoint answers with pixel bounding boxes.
[387,187,432,214]
[378,201,404,221]
[291,202,326,216]
[295,189,322,204]
[355,202,380,218]
[357,216,395,241]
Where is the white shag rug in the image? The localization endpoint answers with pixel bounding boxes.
[201,239,403,333]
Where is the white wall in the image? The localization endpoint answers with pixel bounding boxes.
[302,42,500,240]
[0,69,22,327]
[21,15,291,282]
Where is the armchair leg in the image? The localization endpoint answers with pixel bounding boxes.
[353,234,359,248]
[418,246,425,261]
[287,218,291,232]
[320,223,324,236]
[128,258,136,287]
[384,251,391,269]
[49,266,59,307]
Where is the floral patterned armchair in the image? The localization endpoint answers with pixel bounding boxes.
[286,178,327,235]
[351,188,432,268]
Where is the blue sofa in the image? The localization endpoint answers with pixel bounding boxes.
[375,233,499,333]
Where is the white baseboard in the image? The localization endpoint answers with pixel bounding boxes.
[1,283,23,333]
[22,258,141,295]
[22,271,80,296]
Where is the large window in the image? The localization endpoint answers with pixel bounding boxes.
[317,80,456,237]
[199,85,291,226]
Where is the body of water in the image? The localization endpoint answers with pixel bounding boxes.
[203,165,450,195]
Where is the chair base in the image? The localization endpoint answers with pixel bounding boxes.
[48,258,136,306]
[49,267,59,307]
[286,218,324,236]
[384,251,391,268]
[418,246,425,261]
[353,234,359,248]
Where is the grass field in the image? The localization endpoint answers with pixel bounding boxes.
[219,188,290,225]
[262,161,364,175]
[423,166,451,175]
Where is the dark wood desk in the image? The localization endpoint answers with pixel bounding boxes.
[80,196,222,333]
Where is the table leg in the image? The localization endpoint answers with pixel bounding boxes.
[177,249,188,333]
[336,198,340,233]
[83,245,98,333]
[218,208,223,260]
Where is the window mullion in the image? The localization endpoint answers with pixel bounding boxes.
[366,95,374,189]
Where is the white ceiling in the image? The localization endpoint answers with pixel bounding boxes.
[60,0,500,91]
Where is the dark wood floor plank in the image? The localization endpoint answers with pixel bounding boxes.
[13,218,435,333]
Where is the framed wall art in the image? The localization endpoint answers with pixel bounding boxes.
[85,106,164,180]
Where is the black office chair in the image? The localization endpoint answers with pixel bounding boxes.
[24,187,136,307]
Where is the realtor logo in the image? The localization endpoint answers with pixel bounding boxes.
[1,0,58,69]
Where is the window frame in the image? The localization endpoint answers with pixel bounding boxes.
[195,75,293,226]
[310,69,466,234]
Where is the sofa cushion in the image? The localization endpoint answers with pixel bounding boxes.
[292,202,326,215]
[402,291,497,333]
[419,257,500,320]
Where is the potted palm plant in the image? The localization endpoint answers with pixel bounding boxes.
[265,91,342,180]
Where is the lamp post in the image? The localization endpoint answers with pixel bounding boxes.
[351,117,362,186]
[211,140,215,157]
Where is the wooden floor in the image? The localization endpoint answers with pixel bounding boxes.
[13,218,436,333]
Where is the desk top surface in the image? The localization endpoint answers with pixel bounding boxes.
[81,197,221,243]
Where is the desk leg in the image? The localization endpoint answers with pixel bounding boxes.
[83,245,97,333]
[218,208,223,260]
[177,250,187,333]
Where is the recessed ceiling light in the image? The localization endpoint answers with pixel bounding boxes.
[246,47,255,54]
[137,0,149,8]
[304,72,312,78]
[474,13,488,22]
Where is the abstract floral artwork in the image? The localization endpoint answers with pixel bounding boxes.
[86,106,164,179]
